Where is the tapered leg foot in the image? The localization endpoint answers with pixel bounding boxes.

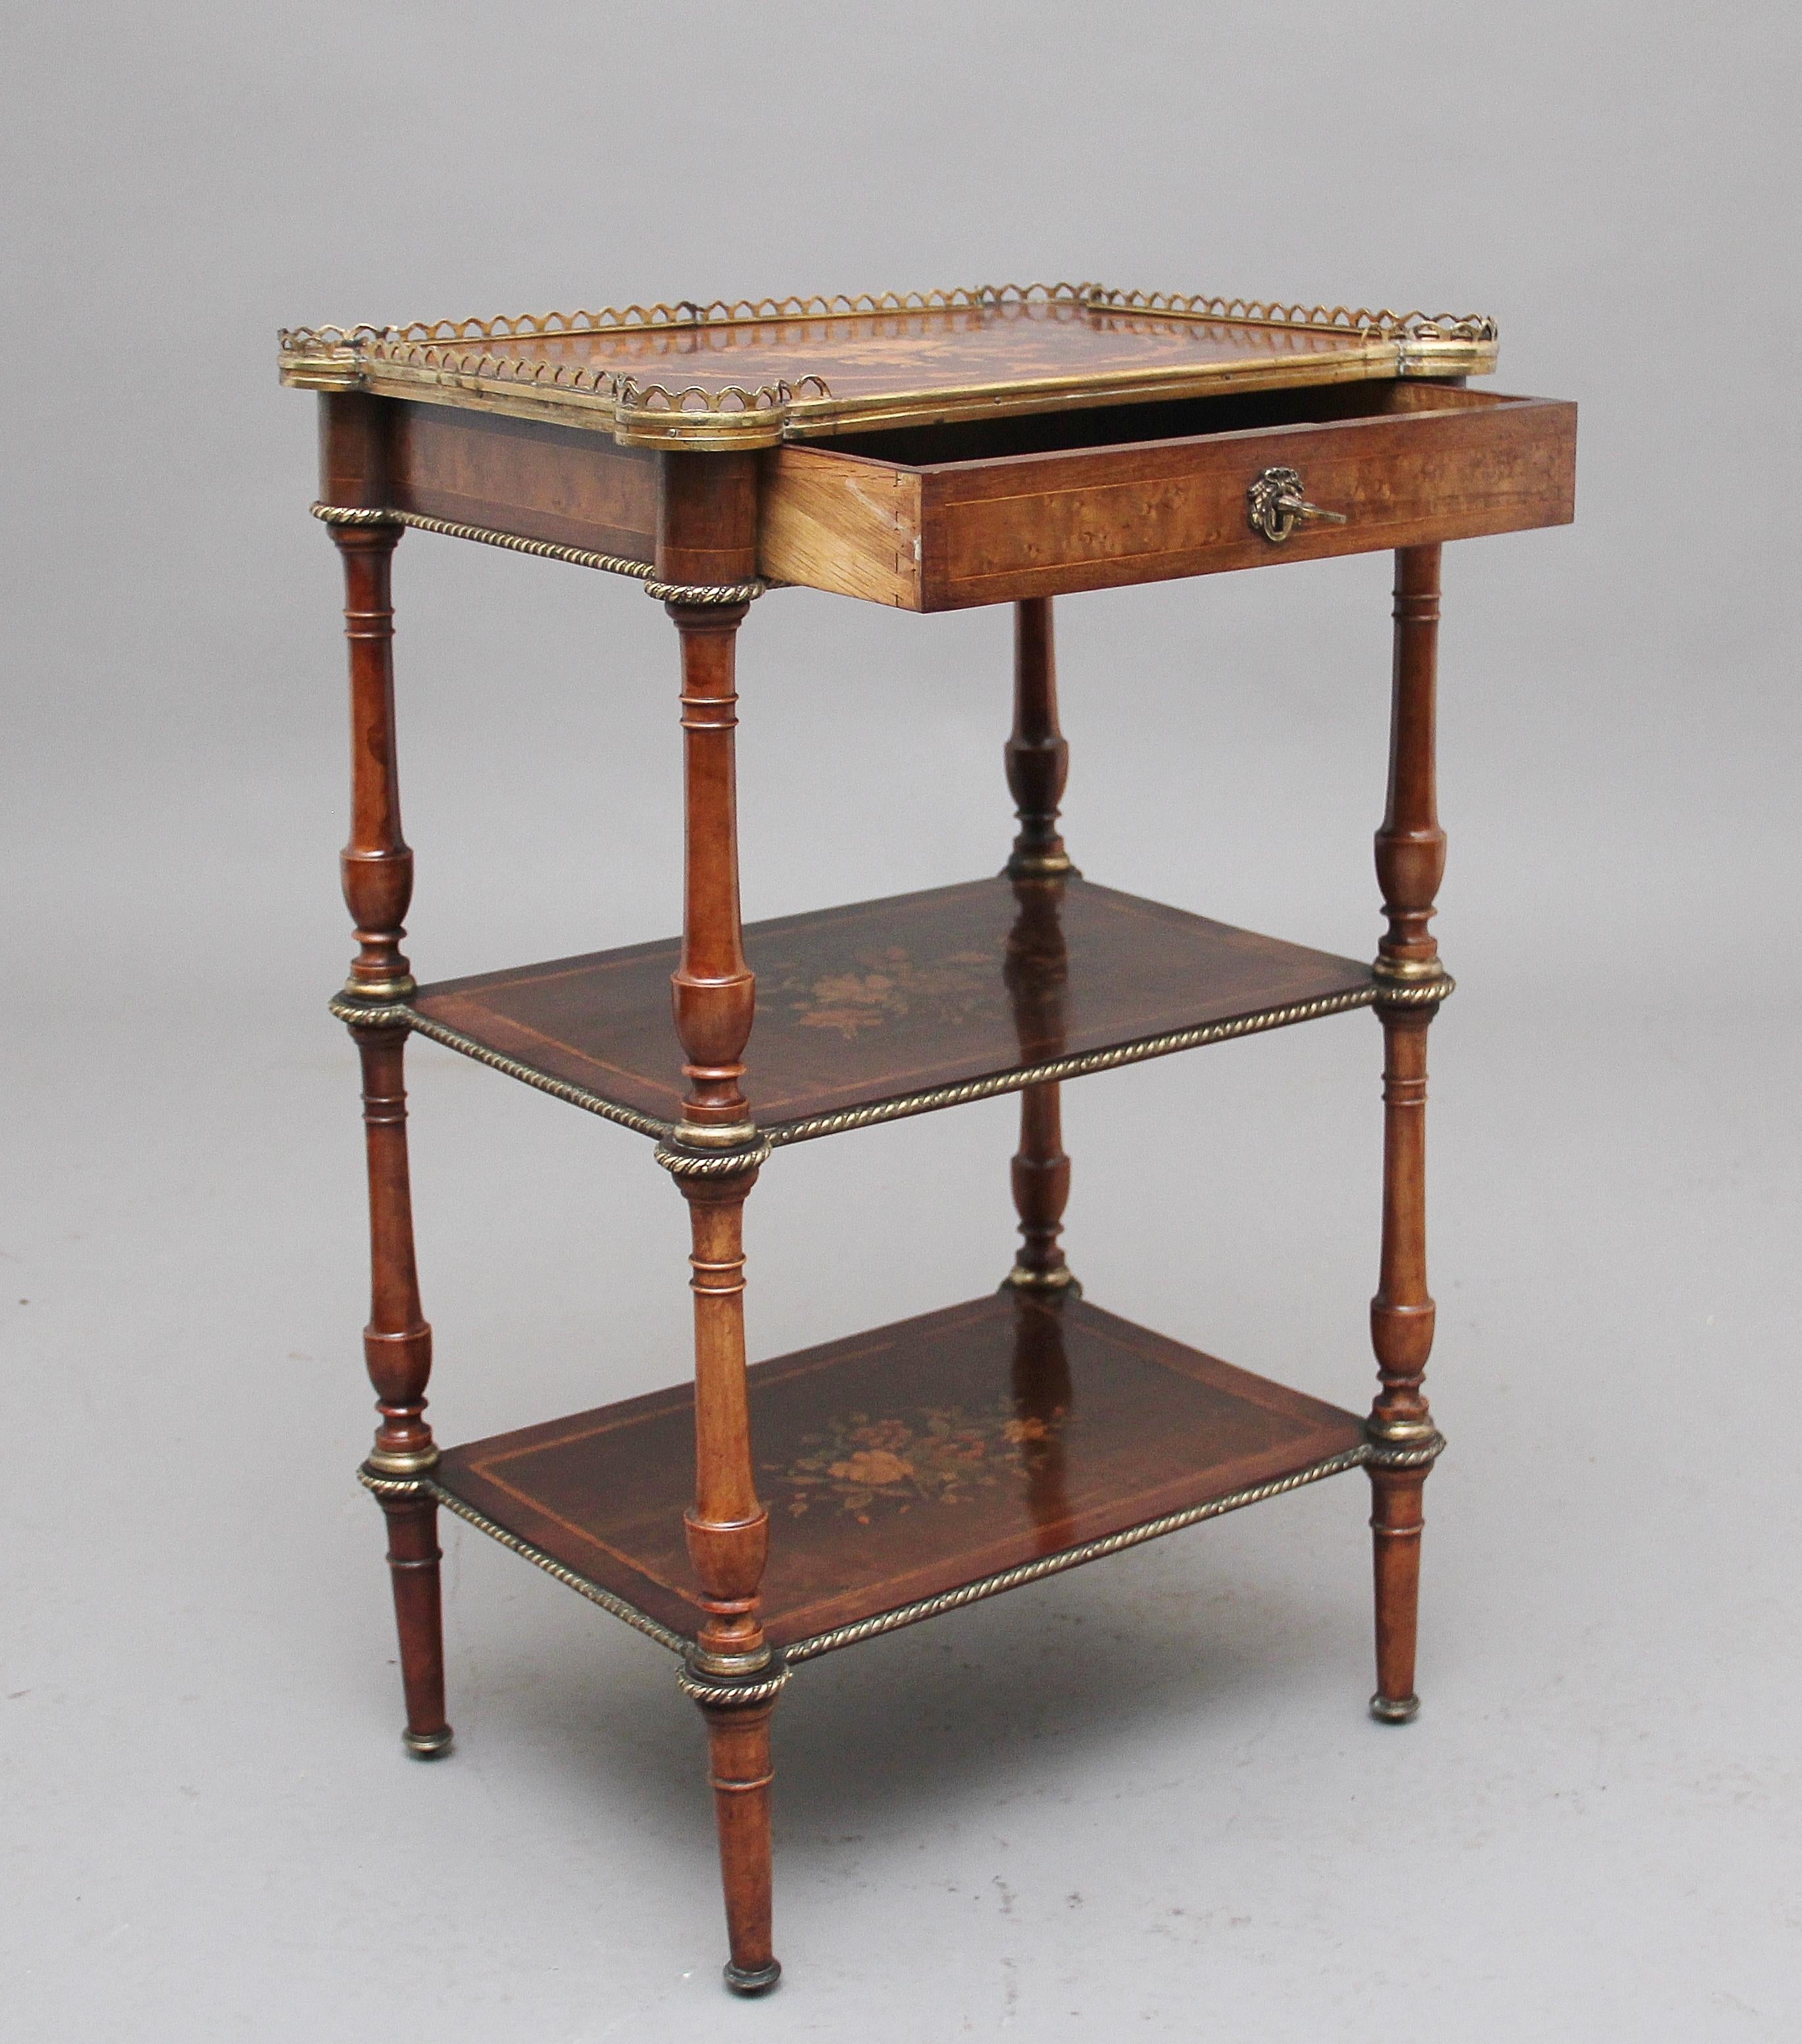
[1368,1466,1426,1725]
[380,1494,452,1759]
[691,1687,780,1994]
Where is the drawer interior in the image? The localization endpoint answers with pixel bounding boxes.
[803,378,1497,468]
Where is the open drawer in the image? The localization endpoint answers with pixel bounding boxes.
[759,382,1576,611]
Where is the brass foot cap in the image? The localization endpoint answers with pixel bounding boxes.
[403,1726,455,1759]
[723,1960,782,1996]
[1369,1693,1420,1725]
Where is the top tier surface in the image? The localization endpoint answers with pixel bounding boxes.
[279,282,1499,449]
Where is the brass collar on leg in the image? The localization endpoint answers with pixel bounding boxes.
[655,1132,773,1178]
[1372,955,1455,1003]
[1000,1265,1083,1297]
[340,974,418,1003]
[1363,1418,1447,1468]
[364,1443,440,1479]
[677,1651,791,1709]
[1003,852,1081,881]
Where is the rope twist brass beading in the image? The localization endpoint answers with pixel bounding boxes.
[311,503,769,603]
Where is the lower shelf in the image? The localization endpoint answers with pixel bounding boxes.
[432,1292,1368,1660]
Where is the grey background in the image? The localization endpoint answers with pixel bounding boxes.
[4,3,1797,2037]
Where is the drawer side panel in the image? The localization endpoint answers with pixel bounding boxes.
[759,446,923,607]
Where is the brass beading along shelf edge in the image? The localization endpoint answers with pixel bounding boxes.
[309,503,768,603]
[786,1444,1374,1660]
[341,981,1430,1160]
[766,984,1401,1145]
[280,282,1500,449]
[378,1445,1380,1668]
[426,1483,692,1656]
[332,977,1447,1149]
[330,995,678,1139]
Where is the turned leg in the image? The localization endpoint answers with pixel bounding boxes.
[1005,1082,1077,1293]
[1001,598,1081,1297]
[1368,1009,1435,1722]
[675,1166,782,1995]
[353,1026,449,1757]
[656,534,782,1991]
[329,505,449,1760]
[1003,598,1074,884]
[1366,545,1451,1725]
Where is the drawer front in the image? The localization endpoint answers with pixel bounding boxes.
[761,392,1574,611]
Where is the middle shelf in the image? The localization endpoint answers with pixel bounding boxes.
[399,876,1379,1144]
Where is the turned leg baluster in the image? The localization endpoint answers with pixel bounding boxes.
[1004,597,1074,884]
[1366,545,1452,1726]
[1002,598,1080,1297]
[1006,1080,1076,1293]
[654,459,782,1993]
[329,507,451,1761]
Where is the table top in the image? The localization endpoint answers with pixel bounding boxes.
[280,282,1499,449]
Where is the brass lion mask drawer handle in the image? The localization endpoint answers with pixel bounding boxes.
[1247,466,1349,543]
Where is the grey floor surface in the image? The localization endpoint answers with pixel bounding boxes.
[5,4,1799,2037]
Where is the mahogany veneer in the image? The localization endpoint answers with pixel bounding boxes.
[408,877,1377,1141]
[435,1292,1367,1654]
[764,383,1575,610]
[288,278,1574,1997]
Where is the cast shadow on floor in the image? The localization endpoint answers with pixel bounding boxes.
[445,1522,1372,1852]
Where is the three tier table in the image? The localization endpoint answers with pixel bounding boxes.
[279,283,1576,1993]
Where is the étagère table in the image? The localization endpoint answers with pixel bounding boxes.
[278,282,1576,1993]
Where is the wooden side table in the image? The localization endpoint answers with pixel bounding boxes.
[280,284,1576,1993]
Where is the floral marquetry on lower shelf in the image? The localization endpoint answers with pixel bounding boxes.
[419,1295,1371,1662]
[288,279,1572,1994]
[776,1393,1064,1520]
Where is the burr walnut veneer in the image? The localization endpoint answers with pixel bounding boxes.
[282,283,1574,1995]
